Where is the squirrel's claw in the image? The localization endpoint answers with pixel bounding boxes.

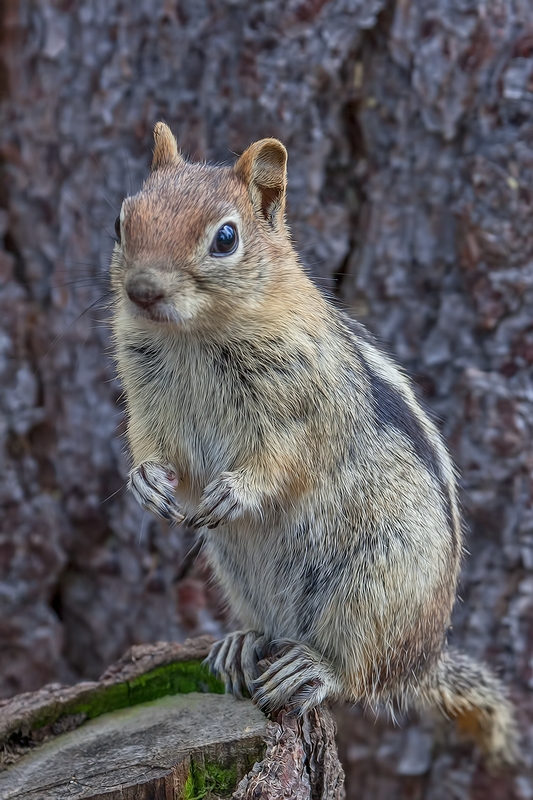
[252,642,340,716]
[128,461,184,523]
[189,472,245,529]
[206,630,267,699]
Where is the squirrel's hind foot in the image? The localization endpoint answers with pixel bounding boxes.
[207,630,267,699]
[252,641,341,715]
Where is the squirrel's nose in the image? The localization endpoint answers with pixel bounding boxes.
[125,276,165,309]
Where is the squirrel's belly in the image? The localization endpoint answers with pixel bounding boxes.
[204,511,455,688]
[203,519,321,640]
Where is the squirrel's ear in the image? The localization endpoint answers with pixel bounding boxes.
[234,139,287,225]
[151,122,184,171]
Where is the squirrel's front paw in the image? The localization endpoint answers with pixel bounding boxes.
[189,472,252,529]
[128,462,184,523]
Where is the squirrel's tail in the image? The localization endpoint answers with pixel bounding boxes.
[415,648,520,769]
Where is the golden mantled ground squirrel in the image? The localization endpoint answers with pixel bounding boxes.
[111,122,519,768]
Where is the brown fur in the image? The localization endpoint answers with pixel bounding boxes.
[111,122,519,770]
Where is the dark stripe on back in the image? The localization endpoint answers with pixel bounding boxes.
[358,354,444,486]
[339,315,442,483]
[339,316,461,554]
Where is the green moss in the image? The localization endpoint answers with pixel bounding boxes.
[127,659,225,706]
[69,683,131,721]
[24,659,224,737]
[190,761,207,798]
[183,769,198,800]
[205,762,238,795]
[183,759,238,799]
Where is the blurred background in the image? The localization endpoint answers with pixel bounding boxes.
[1,0,532,796]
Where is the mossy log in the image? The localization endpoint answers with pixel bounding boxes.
[0,637,345,799]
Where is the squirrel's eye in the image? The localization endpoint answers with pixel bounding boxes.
[210,223,238,257]
[114,216,121,243]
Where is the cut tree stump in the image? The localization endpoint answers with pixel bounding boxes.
[0,637,345,799]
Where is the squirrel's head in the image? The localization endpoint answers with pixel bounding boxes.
[111,122,296,331]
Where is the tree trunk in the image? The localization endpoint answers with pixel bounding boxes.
[0,638,344,800]
[0,0,532,797]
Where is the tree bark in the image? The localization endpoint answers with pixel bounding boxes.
[234,709,345,800]
[0,0,532,797]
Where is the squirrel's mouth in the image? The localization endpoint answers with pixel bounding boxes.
[126,296,185,325]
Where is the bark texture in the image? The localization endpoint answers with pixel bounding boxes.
[0,0,532,797]
[233,708,345,800]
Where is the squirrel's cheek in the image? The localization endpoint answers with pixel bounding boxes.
[165,288,211,324]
